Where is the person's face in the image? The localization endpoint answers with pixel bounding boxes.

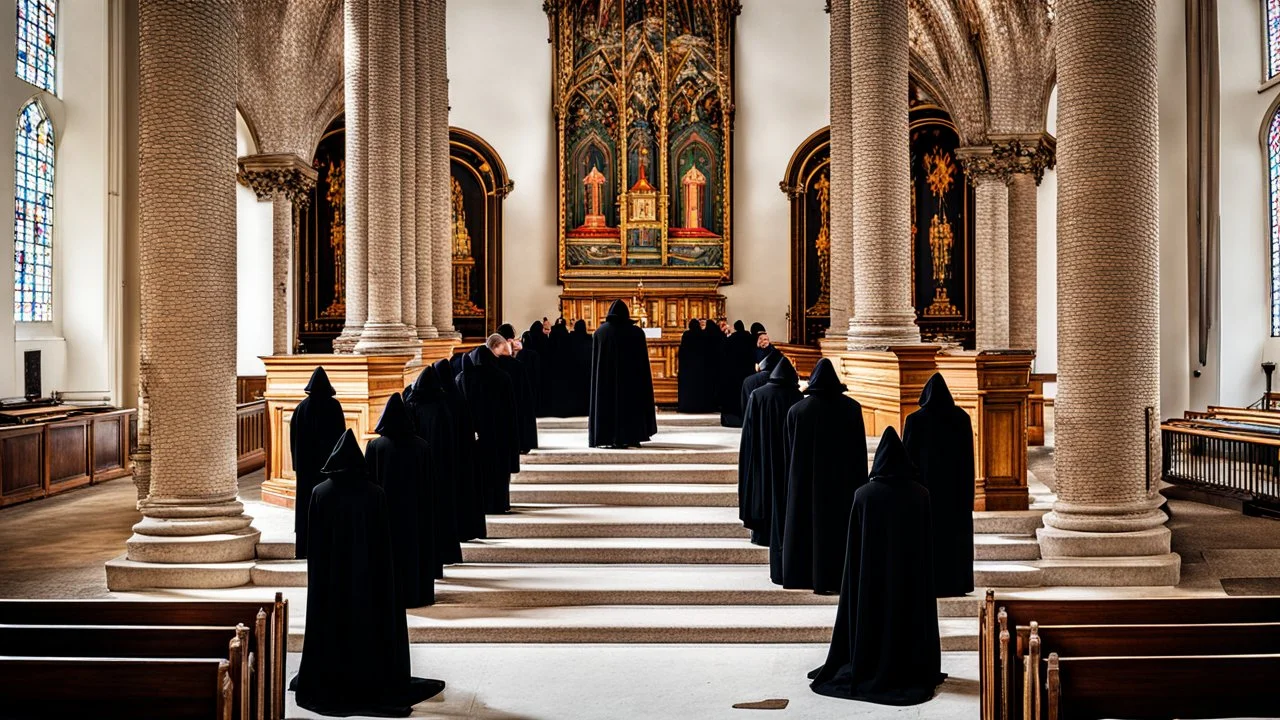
[542,319,551,335]
[756,333,770,348]
[719,320,729,333]
[493,341,511,357]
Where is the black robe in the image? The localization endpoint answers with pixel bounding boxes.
[782,358,868,593]
[701,321,727,412]
[290,367,347,560]
[545,320,571,417]
[589,301,658,448]
[903,373,975,597]
[292,429,444,717]
[738,357,802,554]
[567,320,593,417]
[458,347,520,513]
[677,319,712,413]
[809,427,944,706]
[433,359,487,541]
[523,321,553,417]
[720,323,757,427]
[405,367,464,566]
[739,348,784,414]
[366,394,437,606]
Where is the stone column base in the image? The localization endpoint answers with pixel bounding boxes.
[354,322,422,358]
[846,312,921,349]
[1035,496,1178,585]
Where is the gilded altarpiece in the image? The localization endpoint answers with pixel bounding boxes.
[549,0,737,284]
[295,114,347,354]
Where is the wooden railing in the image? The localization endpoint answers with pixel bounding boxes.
[236,400,267,476]
[1162,415,1280,511]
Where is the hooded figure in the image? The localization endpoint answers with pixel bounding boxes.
[290,367,347,559]
[719,321,757,427]
[782,358,868,592]
[751,322,775,364]
[458,346,520,513]
[433,359,487,541]
[567,320,593,417]
[808,427,944,706]
[903,373,975,597]
[405,367,464,566]
[738,357,803,552]
[701,320,727,412]
[677,319,712,413]
[589,301,658,448]
[522,320,553,417]
[739,346,784,413]
[497,323,539,453]
[546,318,572,417]
[292,429,445,717]
[365,394,437,605]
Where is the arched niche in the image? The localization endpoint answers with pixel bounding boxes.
[781,126,831,346]
[294,112,345,353]
[449,127,512,339]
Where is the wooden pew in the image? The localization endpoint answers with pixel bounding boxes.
[0,594,286,720]
[0,624,252,720]
[979,591,1280,720]
[0,656,233,719]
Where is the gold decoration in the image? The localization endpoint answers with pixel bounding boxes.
[805,172,831,318]
[923,147,959,317]
[321,159,346,318]
[451,176,483,318]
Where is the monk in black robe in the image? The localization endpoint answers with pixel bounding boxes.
[782,358,868,593]
[903,373,975,597]
[809,427,944,706]
[701,320,726,411]
[739,346,783,414]
[458,343,520,513]
[292,429,445,716]
[405,367,464,566]
[751,322,775,364]
[546,319,572,417]
[739,357,803,551]
[589,300,658,448]
[720,320,757,427]
[290,367,346,560]
[677,319,711,413]
[433,359,487,541]
[366,393,437,604]
[497,324,538,453]
[523,320,553,417]
[567,320,593,416]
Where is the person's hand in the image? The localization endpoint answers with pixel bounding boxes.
[756,333,771,348]
[511,339,523,352]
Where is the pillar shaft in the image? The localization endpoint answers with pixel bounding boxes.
[1008,172,1038,351]
[826,0,853,336]
[427,0,456,337]
[973,175,1010,349]
[1045,0,1165,536]
[335,0,368,352]
[414,0,437,339]
[845,0,918,348]
[398,0,418,334]
[272,197,292,354]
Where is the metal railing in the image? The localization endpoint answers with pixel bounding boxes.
[1162,420,1280,506]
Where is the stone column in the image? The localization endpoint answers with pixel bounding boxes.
[826,0,853,337]
[333,0,368,353]
[957,146,1011,349]
[426,0,457,338]
[127,0,256,565]
[398,0,418,336]
[1007,172,1037,350]
[1039,0,1172,567]
[845,0,918,348]
[238,154,318,355]
[413,0,437,340]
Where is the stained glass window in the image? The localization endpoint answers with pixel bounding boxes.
[1269,0,1280,81]
[15,0,55,93]
[1271,109,1280,336]
[14,99,53,323]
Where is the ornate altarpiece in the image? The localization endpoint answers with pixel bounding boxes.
[782,101,975,347]
[548,0,738,328]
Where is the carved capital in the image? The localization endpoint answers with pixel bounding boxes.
[779,180,804,200]
[496,180,515,199]
[955,145,1015,185]
[989,132,1057,184]
[237,153,319,207]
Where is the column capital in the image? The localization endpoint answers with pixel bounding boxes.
[237,153,319,207]
[989,132,1057,184]
[778,180,805,200]
[955,145,1016,185]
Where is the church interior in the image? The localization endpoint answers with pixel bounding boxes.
[2,0,1280,717]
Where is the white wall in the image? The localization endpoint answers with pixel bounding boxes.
[236,112,272,376]
[1037,88,1057,376]
[1156,3,1192,418]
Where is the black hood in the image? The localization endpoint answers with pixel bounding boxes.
[305,366,336,397]
[704,320,725,340]
[573,319,588,336]
[758,348,783,373]
[529,320,545,335]
[462,352,476,371]
[550,320,569,342]
[919,372,955,409]
[432,358,456,382]
[469,345,498,368]
[869,426,911,483]
[687,319,701,332]
[750,322,766,335]
[412,365,444,400]
[805,358,848,394]
[374,393,414,437]
[606,300,632,324]
[733,320,745,332]
[320,429,365,477]
[767,356,799,387]
[497,323,516,340]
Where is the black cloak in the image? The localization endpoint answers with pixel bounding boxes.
[523,321,553,417]
[677,319,712,413]
[292,429,445,717]
[720,323,757,427]
[366,394,437,605]
[782,358,868,593]
[739,347,784,414]
[738,357,803,553]
[700,321,726,411]
[903,373,975,597]
[750,322,774,364]
[497,324,539,453]
[589,301,658,448]
[567,320,593,417]
[290,367,347,560]
[545,319,573,417]
[809,427,945,706]
[458,347,520,513]
[405,367,464,565]
[433,359,487,541]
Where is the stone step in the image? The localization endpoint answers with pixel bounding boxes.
[538,414,723,430]
[972,561,1043,588]
[509,483,738,507]
[974,534,1042,562]
[973,509,1047,535]
[460,537,768,565]
[1034,553,1181,587]
[522,447,738,465]
[514,464,737,484]
[106,556,255,591]
[486,505,749,538]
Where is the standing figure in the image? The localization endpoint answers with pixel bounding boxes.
[433,358,487,541]
[497,324,539,453]
[677,319,711,413]
[568,320,593,417]
[405,367,464,567]
[546,318,573,418]
[738,357,803,553]
[292,429,445,716]
[719,320,756,427]
[739,345,784,414]
[365,393,436,605]
[903,373,975,597]
[458,339,521,513]
[290,367,346,559]
[522,320,553,417]
[589,300,658,448]
[809,427,945,706]
[782,358,868,593]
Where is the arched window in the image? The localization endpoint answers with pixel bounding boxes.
[14,99,53,323]
[15,0,56,93]
[1268,0,1280,82]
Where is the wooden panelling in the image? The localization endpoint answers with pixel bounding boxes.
[236,376,266,404]
[0,409,134,509]
[92,415,125,476]
[236,401,267,476]
[47,420,91,491]
[0,427,43,504]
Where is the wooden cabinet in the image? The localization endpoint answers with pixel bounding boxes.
[0,409,134,508]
